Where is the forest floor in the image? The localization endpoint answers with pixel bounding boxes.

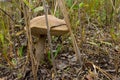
[0,24,120,80]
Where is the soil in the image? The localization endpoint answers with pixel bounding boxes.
[0,25,120,80]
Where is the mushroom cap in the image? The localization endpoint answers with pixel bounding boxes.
[30,15,68,36]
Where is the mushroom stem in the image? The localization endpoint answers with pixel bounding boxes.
[35,35,46,65]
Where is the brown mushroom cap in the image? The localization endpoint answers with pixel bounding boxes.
[30,15,68,36]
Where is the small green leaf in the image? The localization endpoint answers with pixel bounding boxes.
[66,0,73,7]
[23,0,33,9]
[88,41,98,46]
[79,2,84,8]
[54,44,62,58]
[33,6,43,13]
[12,58,17,65]
[18,46,23,57]
[0,34,4,44]
[100,41,112,46]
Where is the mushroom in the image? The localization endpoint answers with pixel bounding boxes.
[28,15,68,64]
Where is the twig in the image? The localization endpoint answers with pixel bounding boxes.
[0,8,16,23]
[21,1,37,80]
[91,62,114,80]
[54,0,58,15]
[95,65,113,79]
[42,0,56,74]
[58,0,82,66]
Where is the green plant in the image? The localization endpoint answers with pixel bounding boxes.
[48,44,62,62]
[18,46,24,57]
[110,27,118,41]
